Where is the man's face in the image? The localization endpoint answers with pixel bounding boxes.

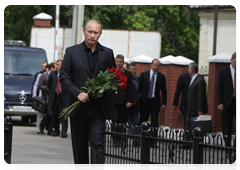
[129,65,137,76]
[116,58,124,69]
[188,66,193,76]
[42,62,47,71]
[83,21,102,47]
[55,61,62,71]
[151,60,160,72]
[231,58,236,69]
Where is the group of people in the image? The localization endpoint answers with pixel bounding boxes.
[31,19,236,164]
[32,60,68,138]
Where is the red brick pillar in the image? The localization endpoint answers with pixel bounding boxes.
[159,64,188,129]
[208,62,230,132]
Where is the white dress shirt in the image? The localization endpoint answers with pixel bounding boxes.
[189,73,198,87]
[230,64,235,96]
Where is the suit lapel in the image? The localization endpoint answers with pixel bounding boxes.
[188,74,199,92]
[77,43,91,77]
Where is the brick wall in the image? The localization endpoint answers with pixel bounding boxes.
[208,62,230,132]
[34,19,52,27]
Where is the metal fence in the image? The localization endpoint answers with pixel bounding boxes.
[103,121,236,164]
[4,116,13,164]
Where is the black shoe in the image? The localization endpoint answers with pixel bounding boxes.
[39,126,45,134]
[61,133,68,138]
[48,131,53,136]
[52,132,60,137]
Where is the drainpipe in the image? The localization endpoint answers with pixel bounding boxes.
[213,5,219,56]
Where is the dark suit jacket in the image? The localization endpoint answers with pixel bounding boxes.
[138,70,167,112]
[59,42,116,118]
[186,74,208,116]
[108,68,133,105]
[48,70,68,107]
[173,73,191,113]
[132,75,140,105]
[217,66,234,111]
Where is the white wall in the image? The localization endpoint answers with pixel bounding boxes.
[31,28,162,63]
[198,10,236,74]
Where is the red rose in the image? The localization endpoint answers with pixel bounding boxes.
[108,68,111,73]
[120,82,127,89]
[111,67,116,73]
[120,76,127,83]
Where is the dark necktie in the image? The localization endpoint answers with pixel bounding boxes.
[56,76,61,95]
[148,72,155,98]
[133,77,138,90]
[234,69,236,97]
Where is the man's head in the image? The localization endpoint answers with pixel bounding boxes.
[55,59,62,71]
[188,62,198,76]
[151,59,160,72]
[42,61,48,71]
[83,20,102,47]
[128,62,137,76]
[231,52,236,69]
[123,62,129,70]
[115,54,124,69]
[48,63,55,73]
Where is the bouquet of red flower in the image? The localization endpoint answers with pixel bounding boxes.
[59,67,127,119]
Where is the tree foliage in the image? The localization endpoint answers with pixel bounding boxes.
[4,5,199,62]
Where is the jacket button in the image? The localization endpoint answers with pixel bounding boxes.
[115,91,118,94]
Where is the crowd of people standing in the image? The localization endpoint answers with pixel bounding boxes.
[31,19,236,164]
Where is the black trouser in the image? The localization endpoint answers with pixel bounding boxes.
[40,104,52,132]
[140,98,159,137]
[185,111,198,141]
[70,100,105,164]
[222,97,236,147]
[51,94,68,134]
[109,104,127,145]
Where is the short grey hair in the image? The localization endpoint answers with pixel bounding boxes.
[84,20,102,33]
[189,62,198,73]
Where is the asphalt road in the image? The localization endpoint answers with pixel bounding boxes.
[11,117,123,170]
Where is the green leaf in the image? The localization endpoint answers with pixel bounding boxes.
[99,87,105,93]
[103,69,109,77]
[80,86,88,93]
[111,84,117,90]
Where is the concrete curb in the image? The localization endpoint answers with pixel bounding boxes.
[4,164,15,170]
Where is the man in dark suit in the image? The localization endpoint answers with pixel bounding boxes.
[108,54,133,125]
[185,62,208,141]
[126,62,140,146]
[138,59,167,143]
[126,62,139,126]
[173,72,191,129]
[108,54,132,147]
[48,60,68,138]
[217,52,236,147]
[60,20,116,164]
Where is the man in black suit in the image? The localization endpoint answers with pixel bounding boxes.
[60,20,116,164]
[173,72,191,129]
[108,54,133,125]
[217,52,236,147]
[139,59,167,142]
[48,60,68,138]
[185,62,208,141]
[108,54,132,147]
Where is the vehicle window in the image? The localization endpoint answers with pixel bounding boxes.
[4,51,46,75]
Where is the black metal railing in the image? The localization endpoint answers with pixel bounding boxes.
[4,116,13,164]
[103,121,236,164]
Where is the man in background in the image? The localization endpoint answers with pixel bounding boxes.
[138,59,167,147]
[172,72,191,129]
[217,52,236,147]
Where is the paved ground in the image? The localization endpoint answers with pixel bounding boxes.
[11,117,124,170]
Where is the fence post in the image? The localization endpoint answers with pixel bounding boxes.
[4,116,13,164]
[140,121,150,164]
[193,126,204,164]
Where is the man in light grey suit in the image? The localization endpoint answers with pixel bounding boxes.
[185,62,208,141]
